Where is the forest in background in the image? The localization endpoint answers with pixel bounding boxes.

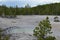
[0,3,60,16]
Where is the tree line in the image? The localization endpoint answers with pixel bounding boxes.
[0,3,60,16]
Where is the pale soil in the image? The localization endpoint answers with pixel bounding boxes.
[51,22,60,40]
[0,15,60,40]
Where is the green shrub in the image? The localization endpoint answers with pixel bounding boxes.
[54,16,60,22]
[45,36,56,40]
[0,28,10,40]
[38,37,44,40]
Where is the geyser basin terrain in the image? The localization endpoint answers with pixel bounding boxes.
[0,15,60,40]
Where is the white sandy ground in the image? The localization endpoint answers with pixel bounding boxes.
[0,15,60,40]
[51,22,60,40]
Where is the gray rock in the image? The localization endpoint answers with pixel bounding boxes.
[9,33,37,40]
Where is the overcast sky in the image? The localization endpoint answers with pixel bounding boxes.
[0,0,60,7]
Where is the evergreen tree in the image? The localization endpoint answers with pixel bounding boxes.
[33,17,56,40]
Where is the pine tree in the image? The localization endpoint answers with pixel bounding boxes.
[33,17,56,40]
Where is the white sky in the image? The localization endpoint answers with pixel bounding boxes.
[0,0,60,7]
